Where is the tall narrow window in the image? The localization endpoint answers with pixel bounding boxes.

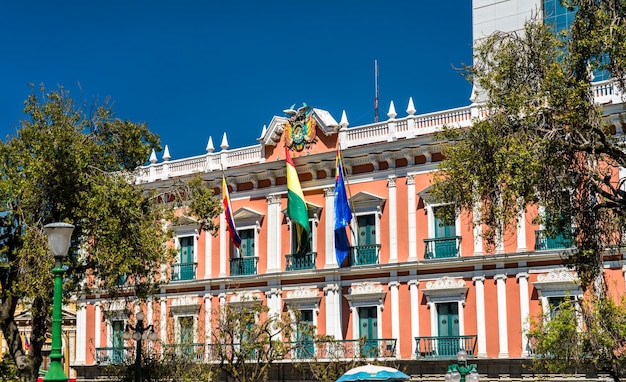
[436,302,460,357]
[111,320,125,364]
[358,306,379,357]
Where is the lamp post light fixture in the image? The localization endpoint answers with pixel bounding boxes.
[444,350,479,382]
[43,222,75,382]
[123,311,158,382]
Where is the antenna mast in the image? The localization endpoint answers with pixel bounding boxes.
[374,60,379,123]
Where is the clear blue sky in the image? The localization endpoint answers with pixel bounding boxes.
[0,1,473,161]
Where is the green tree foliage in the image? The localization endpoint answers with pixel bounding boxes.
[0,85,221,382]
[429,1,626,380]
[210,296,295,382]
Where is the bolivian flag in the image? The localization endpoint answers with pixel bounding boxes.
[285,147,310,254]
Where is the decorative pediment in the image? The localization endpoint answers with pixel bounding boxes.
[259,107,339,147]
[169,216,199,236]
[102,300,130,320]
[233,207,264,229]
[349,192,386,215]
[282,202,322,225]
[422,277,468,304]
[344,282,386,308]
[229,290,262,306]
[283,287,321,314]
[170,295,201,315]
[533,269,580,296]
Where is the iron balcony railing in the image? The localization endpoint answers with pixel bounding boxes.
[285,252,317,271]
[283,338,397,360]
[95,346,132,365]
[171,262,197,281]
[350,244,381,266]
[534,230,574,250]
[229,256,258,276]
[163,343,206,362]
[414,335,477,359]
[424,236,461,259]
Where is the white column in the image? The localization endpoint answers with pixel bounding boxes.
[409,280,419,357]
[407,175,417,261]
[350,306,358,340]
[75,303,86,364]
[517,273,530,356]
[517,208,527,251]
[266,195,282,273]
[265,288,282,335]
[204,228,213,278]
[160,298,167,343]
[94,302,101,349]
[473,203,483,255]
[388,176,398,263]
[324,283,342,339]
[473,276,487,357]
[389,281,400,356]
[219,212,227,277]
[495,274,509,358]
[205,295,212,345]
[324,187,338,268]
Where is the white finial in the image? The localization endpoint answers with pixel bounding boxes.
[406,97,416,115]
[163,145,171,161]
[260,125,267,138]
[149,149,157,164]
[206,136,214,153]
[339,110,349,128]
[387,101,397,120]
[220,132,229,150]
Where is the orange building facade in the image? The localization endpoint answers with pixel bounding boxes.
[72,87,626,374]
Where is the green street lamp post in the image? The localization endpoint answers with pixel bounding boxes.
[123,311,157,382]
[43,222,75,382]
[444,350,479,382]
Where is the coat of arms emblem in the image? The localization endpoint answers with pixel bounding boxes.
[284,104,317,151]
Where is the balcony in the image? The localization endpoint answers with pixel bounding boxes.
[424,236,461,259]
[534,230,573,250]
[414,335,477,359]
[350,245,381,266]
[95,346,132,365]
[229,257,258,276]
[163,343,206,362]
[285,252,317,271]
[284,338,397,360]
[171,262,197,281]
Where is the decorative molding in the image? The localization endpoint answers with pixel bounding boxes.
[324,187,335,197]
[533,269,580,296]
[266,194,282,205]
[422,276,468,304]
[387,176,397,188]
[229,290,261,306]
[323,284,339,294]
[344,282,386,308]
[170,295,201,315]
[283,287,322,315]
[406,174,415,185]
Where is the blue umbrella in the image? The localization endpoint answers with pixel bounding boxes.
[336,364,410,381]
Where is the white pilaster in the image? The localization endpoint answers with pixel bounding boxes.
[219,212,227,277]
[94,302,101,349]
[408,280,419,357]
[205,295,212,346]
[473,276,487,357]
[325,187,338,268]
[160,298,167,343]
[388,176,398,263]
[204,229,212,278]
[495,274,509,358]
[473,203,483,255]
[407,175,417,261]
[265,288,282,335]
[517,272,530,356]
[324,283,342,339]
[266,195,282,273]
[389,281,400,356]
[75,303,86,364]
[517,208,527,251]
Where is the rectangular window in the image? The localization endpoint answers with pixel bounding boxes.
[178,316,195,358]
[358,306,379,357]
[176,236,195,281]
[238,229,255,257]
[291,220,313,254]
[111,320,125,364]
[296,310,314,358]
